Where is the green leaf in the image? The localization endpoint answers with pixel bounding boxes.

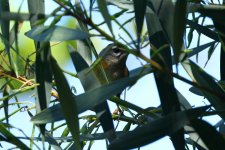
[0,124,30,150]
[176,89,192,110]
[189,86,204,96]
[186,19,219,41]
[182,60,225,120]
[173,0,187,64]
[97,0,114,36]
[27,0,50,134]
[74,1,93,65]
[108,0,133,10]
[50,56,81,150]
[35,43,52,112]
[44,132,62,150]
[25,25,90,42]
[67,45,89,73]
[133,0,147,49]
[146,4,185,147]
[191,119,225,150]
[31,75,139,124]
[0,12,45,21]
[3,85,10,124]
[187,41,217,58]
[27,0,45,26]
[0,0,19,76]
[109,106,209,150]
[197,5,225,25]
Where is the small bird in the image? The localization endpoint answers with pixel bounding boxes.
[78,44,129,142]
[98,44,129,83]
[92,44,129,142]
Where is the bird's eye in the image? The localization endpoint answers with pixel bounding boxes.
[112,48,121,56]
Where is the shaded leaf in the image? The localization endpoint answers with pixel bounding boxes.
[74,1,93,65]
[189,86,204,96]
[27,0,51,134]
[186,19,219,41]
[176,89,192,110]
[109,106,209,150]
[25,25,90,42]
[0,124,30,150]
[182,60,225,120]
[67,45,89,73]
[108,0,133,10]
[133,0,147,49]
[51,56,81,149]
[173,0,187,64]
[3,85,10,124]
[146,3,185,148]
[0,0,18,76]
[97,0,114,36]
[34,43,52,113]
[197,5,225,25]
[31,75,139,124]
[187,41,217,58]
[191,119,225,150]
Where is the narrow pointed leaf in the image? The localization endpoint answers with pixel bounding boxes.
[25,25,90,42]
[173,0,187,64]
[108,0,134,10]
[97,0,114,36]
[51,56,81,149]
[146,4,185,148]
[186,19,219,41]
[67,45,89,73]
[0,124,30,150]
[0,0,18,76]
[191,119,225,150]
[133,0,147,49]
[27,0,51,134]
[109,106,209,150]
[31,75,139,124]
[183,60,225,120]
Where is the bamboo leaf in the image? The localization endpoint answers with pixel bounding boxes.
[109,106,209,150]
[191,119,225,150]
[25,26,90,42]
[173,0,187,64]
[97,0,114,36]
[0,0,18,76]
[67,45,89,73]
[51,56,81,150]
[0,124,30,150]
[183,60,225,120]
[186,19,219,41]
[27,0,52,134]
[133,0,147,49]
[31,75,139,124]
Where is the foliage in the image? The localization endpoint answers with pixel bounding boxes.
[0,0,225,149]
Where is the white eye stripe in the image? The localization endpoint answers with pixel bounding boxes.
[113,51,122,57]
[112,47,122,57]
